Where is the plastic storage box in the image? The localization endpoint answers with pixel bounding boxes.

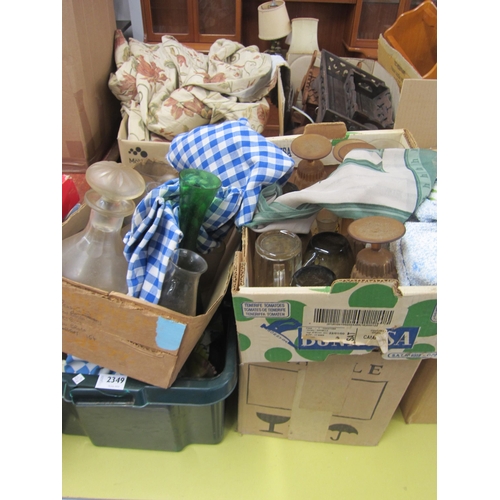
[62,302,238,451]
[316,50,394,131]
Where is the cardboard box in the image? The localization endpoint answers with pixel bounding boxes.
[238,352,421,446]
[231,131,437,365]
[62,0,121,172]
[117,67,288,168]
[377,35,422,88]
[382,0,437,82]
[118,118,172,168]
[400,358,437,424]
[62,204,240,389]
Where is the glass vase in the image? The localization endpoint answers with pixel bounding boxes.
[178,169,221,252]
[158,249,208,316]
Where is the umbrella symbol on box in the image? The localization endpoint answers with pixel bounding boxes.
[329,423,358,441]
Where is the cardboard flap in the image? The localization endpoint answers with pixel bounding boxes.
[298,358,352,413]
[394,79,437,149]
[289,370,333,443]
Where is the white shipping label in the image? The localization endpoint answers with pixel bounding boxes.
[301,325,388,349]
[95,374,127,391]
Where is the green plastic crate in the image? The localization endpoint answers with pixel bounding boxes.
[62,305,238,451]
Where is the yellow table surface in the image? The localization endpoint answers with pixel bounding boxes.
[62,394,437,500]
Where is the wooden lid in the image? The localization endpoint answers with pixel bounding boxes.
[291,134,332,161]
[332,139,376,162]
[347,216,405,245]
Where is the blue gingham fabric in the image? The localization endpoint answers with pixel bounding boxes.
[166,118,294,227]
[63,355,117,376]
[123,118,295,304]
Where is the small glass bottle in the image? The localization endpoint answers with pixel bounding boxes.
[62,161,145,293]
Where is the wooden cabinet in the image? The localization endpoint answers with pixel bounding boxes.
[343,0,433,57]
[140,0,242,51]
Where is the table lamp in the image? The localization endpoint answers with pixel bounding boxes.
[286,18,320,63]
[258,1,291,55]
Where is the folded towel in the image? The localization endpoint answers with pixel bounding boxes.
[391,221,437,286]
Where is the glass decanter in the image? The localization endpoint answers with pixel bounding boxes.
[62,161,145,293]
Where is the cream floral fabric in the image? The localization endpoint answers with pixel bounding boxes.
[108,31,281,141]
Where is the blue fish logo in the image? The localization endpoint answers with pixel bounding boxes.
[261,318,302,334]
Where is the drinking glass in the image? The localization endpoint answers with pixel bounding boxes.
[291,264,336,287]
[303,231,354,279]
[253,230,302,287]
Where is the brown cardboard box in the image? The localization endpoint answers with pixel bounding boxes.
[62,0,121,173]
[400,359,437,424]
[62,204,240,388]
[238,352,421,446]
[232,130,437,366]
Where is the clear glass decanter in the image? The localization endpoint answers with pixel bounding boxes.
[62,161,145,293]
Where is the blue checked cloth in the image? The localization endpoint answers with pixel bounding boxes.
[63,355,118,376]
[124,118,294,304]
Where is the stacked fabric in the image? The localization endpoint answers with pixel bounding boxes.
[390,182,437,286]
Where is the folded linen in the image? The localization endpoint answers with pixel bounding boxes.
[391,221,437,286]
[246,148,437,233]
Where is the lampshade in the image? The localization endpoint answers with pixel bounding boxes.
[258,1,291,41]
[287,18,320,55]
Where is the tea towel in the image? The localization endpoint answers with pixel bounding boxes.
[246,148,437,232]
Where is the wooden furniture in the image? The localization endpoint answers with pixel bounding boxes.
[140,0,242,51]
[343,0,432,58]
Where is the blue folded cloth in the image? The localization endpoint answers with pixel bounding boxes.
[392,221,437,286]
